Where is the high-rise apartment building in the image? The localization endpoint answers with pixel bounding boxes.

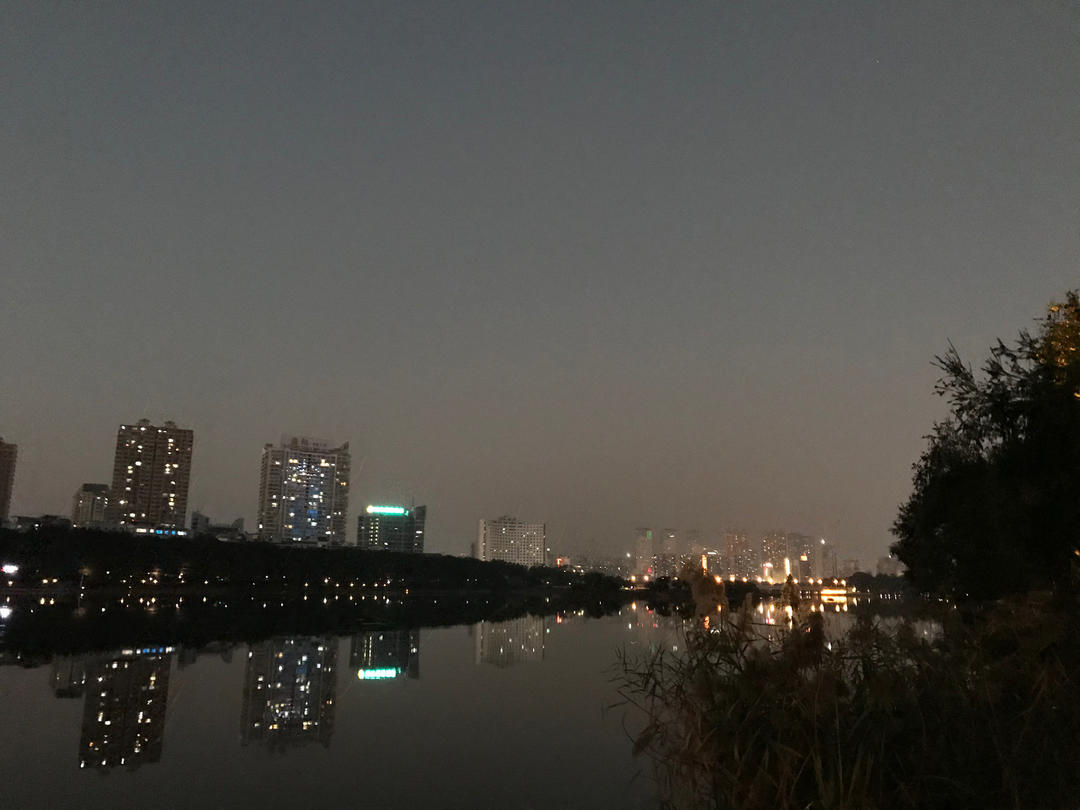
[356,504,425,553]
[0,438,17,522]
[71,483,110,528]
[257,436,350,544]
[476,516,546,567]
[106,420,193,532]
[760,531,787,571]
[721,531,757,576]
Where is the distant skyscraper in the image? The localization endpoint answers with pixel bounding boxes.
[816,538,839,579]
[684,529,703,553]
[356,504,426,553]
[240,637,338,749]
[476,516,546,567]
[0,438,16,522]
[475,617,545,667]
[721,531,757,576]
[257,436,350,544]
[785,533,814,568]
[634,527,655,576]
[71,483,110,528]
[349,629,420,680]
[661,529,680,556]
[79,649,173,770]
[106,420,193,533]
[761,531,787,572]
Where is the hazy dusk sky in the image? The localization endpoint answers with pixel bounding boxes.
[3,1,1078,559]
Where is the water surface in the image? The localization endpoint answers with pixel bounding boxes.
[0,612,656,809]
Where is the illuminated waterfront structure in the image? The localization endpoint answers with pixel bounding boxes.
[105,419,193,533]
[79,649,174,770]
[476,516,546,567]
[257,436,350,544]
[475,616,545,667]
[0,437,16,522]
[356,504,426,553]
[71,483,110,528]
[240,637,338,749]
[349,629,420,680]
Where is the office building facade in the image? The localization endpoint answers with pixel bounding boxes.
[476,516,546,567]
[106,420,193,532]
[356,504,425,553]
[257,436,349,544]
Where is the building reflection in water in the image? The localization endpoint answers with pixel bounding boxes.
[349,629,419,681]
[52,654,106,699]
[240,637,338,750]
[76,647,174,771]
[474,616,545,668]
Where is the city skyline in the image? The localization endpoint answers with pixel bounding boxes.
[3,416,859,560]
[4,2,1079,562]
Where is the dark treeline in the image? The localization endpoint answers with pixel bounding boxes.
[0,587,625,664]
[0,526,624,593]
[846,571,910,595]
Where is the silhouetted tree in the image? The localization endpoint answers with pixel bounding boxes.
[892,291,1080,600]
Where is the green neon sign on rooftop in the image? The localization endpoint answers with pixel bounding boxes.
[366,505,408,515]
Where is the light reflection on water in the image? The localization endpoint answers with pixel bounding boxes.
[0,602,934,808]
[0,613,660,809]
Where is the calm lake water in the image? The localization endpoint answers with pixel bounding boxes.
[0,610,665,809]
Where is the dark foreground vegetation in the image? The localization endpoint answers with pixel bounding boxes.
[620,598,1079,809]
[620,292,1080,809]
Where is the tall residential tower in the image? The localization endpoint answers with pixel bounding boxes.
[106,420,193,533]
[257,436,350,544]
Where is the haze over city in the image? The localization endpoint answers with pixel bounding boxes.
[4,1,1078,559]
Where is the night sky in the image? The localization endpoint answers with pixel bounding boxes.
[3,1,1078,559]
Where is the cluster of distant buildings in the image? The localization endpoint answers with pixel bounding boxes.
[3,425,897,576]
[0,422,550,567]
[632,528,900,581]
